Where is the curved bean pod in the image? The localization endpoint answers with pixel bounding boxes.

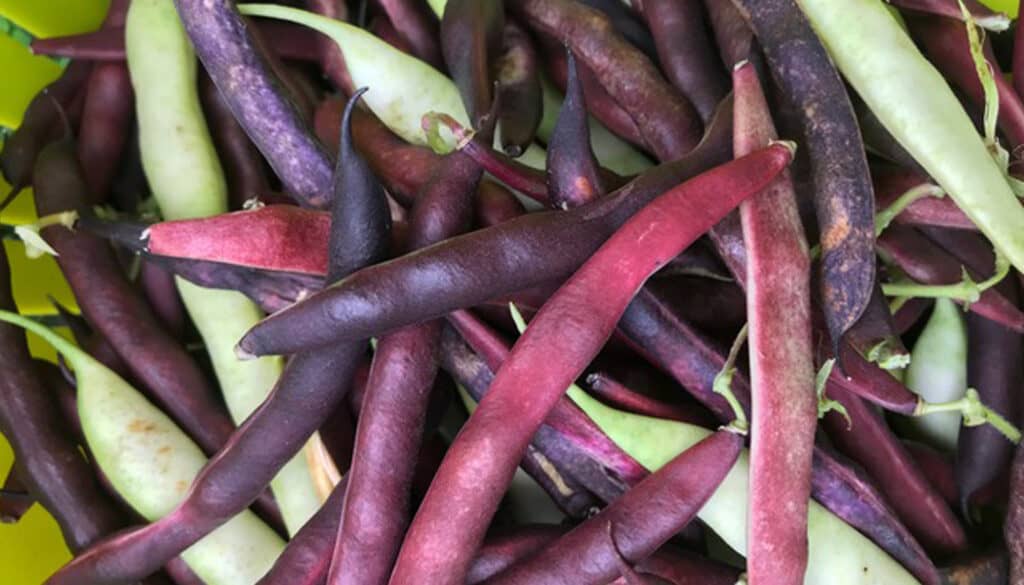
[823,382,967,555]
[496,20,542,156]
[905,299,969,452]
[387,144,793,585]
[957,283,1022,517]
[874,170,974,231]
[76,61,133,202]
[538,79,654,175]
[906,13,1024,155]
[48,88,391,585]
[236,104,734,356]
[443,314,645,500]
[538,34,647,149]
[256,479,348,585]
[617,291,936,582]
[703,0,752,73]
[329,112,479,583]
[30,21,324,62]
[569,388,922,585]
[642,0,727,122]
[0,254,125,552]
[127,0,320,533]
[33,134,235,458]
[585,373,702,424]
[547,51,606,208]
[878,226,1024,332]
[514,0,701,159]
[483,431,742,585]
[440,0,504,129]
[240,4,551,170]
[172,0,332,208]
[0,61,90,200]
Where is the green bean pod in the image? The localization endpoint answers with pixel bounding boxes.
[239,3,651,176]
[904,299,968,453]
[125,0,320,534]
[566,388,921,585]
[0,312,284,585]
[240,4,545,169]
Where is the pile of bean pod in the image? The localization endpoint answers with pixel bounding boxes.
[3,0,1024,583]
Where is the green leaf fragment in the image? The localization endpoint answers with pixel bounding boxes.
[815,358,850,426]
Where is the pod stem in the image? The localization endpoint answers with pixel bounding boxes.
[959,0,1024,196]
[914,388,1022,444]
[12,210,81,258]
[874,183,946,236]
[712,323,749,435]
[0,309,86,370]
[881,247,1011,304]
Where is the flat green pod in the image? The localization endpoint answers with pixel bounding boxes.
[126,0,321,534]
[905,298,968,452]
[565,386,922,585]
[0,311,285,585]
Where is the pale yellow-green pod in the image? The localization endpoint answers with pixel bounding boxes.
[0,311,285,585]
[567,387,921,585]
[125,0,320,534]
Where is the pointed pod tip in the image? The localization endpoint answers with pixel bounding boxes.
[339,87,369,144]
[234,342,257,361]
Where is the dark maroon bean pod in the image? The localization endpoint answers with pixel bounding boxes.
[547,51,606,208]
[513,0,703,159]
[495,20,542,156]
[822,383,967,556]
[642,0,728,123]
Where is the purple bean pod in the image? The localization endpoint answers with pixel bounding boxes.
[329,141,481,583]
[256,479,349,585]
[822,382,968,556]
[513,0,703,159]
[547,51,606,208]
[733,0,878,352]
[642,0,728,122]
[173,0,332,208]
[496,20,543,156]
